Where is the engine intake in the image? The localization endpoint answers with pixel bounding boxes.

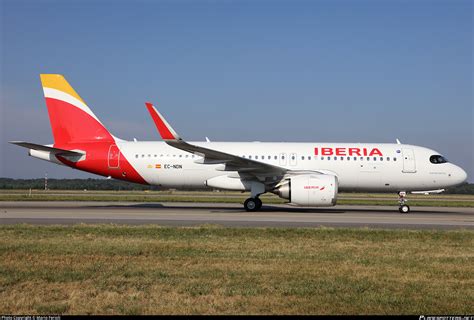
[273,174,338,206]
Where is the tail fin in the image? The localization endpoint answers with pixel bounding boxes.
[40,74,114,145]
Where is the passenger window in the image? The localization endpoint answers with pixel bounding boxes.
[255,156,258,159]
[308,156,311,160]
[135,154,138,158]
[340,157,344,160]
[347,157,350,161]
[274,155,278,160]
[268,155,271,160]
[387,157,390,161]
[380,157,383,161]
[353,157,357,161]
[373,157,377,161]
[367,157,370,161]
[292,156,295,160]
[321,156,324,160]
[334,156,337,160]
[393,157,397,161]
[141,155,145,158]
[360,157,364,161]
[301,156,305,160]
[249,156,252,159]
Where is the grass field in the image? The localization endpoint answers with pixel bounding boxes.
[1,190,473,207]
[0,224,473,314]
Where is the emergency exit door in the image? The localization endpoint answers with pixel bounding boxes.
[108,144,120,169]
[402,148,416,173]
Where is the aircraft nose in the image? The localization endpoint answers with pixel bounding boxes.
[453,165,468,185]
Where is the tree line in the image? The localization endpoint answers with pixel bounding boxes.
[0,178,160,191]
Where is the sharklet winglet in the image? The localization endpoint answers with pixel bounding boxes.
[145,102,181,141]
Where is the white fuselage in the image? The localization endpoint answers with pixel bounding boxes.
[117,141,467,192]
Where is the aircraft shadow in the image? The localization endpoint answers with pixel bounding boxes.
[83,203,466,215]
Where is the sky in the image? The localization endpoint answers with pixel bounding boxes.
[0,0,472,181]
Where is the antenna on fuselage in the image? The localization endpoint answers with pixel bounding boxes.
[396,138,401,145]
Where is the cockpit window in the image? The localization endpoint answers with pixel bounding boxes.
[430,155,448,164]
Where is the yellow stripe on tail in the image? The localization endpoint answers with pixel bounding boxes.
[40,74,86,104]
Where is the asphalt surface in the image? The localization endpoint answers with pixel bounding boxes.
[0,201,473,229]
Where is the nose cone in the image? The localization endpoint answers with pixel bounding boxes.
[453,166,468,186]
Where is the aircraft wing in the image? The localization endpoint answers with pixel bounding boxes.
[9,141,85,157]
[145,103,295,180]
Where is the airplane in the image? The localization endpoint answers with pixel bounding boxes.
[10,74,468,213]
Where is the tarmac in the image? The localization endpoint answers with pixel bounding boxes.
[0,201,473,229]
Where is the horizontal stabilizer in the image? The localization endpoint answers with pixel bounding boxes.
[9,141,85,157]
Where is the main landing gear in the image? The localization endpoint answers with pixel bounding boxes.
[398,191,410,213]
[244,181,265,212]
[244,197,263,212]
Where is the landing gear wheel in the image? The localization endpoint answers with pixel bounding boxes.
[255,198,262,211]
[399,205,410,214]
[398,191,410,214]
[244,198,258,212]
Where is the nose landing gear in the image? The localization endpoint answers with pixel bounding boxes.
[398,191,410,213]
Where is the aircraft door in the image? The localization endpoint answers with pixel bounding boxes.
[108,144,120,169]
[402,148,416,173]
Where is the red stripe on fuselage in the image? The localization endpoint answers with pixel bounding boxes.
[55,142,148,185]
[54,141,148,184]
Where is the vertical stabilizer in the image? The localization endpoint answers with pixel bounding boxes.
[40,74,114,145]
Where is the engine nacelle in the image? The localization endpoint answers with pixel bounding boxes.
[273,174,338,206]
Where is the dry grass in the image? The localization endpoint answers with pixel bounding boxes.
[0,225,473,314]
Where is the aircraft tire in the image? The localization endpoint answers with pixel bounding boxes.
[244,198,258,212]
[399,205,410,214]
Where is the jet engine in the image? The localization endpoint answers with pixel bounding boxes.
[273,174,338,206]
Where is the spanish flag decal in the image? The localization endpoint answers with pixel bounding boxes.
[155,164,161,169]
